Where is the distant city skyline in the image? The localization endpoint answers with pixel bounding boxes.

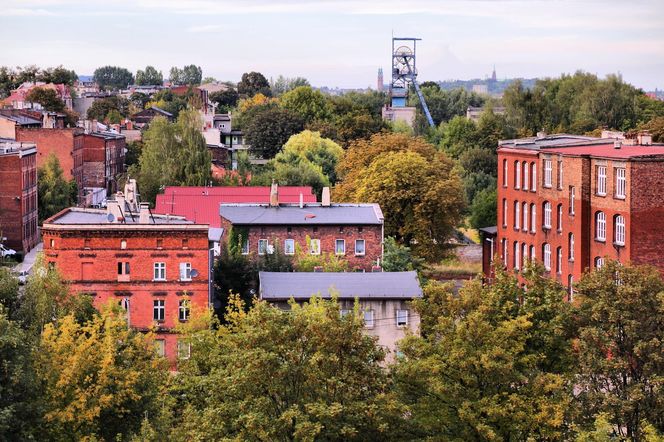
[1,0,662,90]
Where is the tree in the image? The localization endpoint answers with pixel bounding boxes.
[439,115,478,159]
[135,65,163,86]
[37,65,78,85]
[279,130,344,183]
[145,89,189,118]
[38,154,77,222]
[173,296,404,440]
[245,107,304,159]
[132,109,212,203]
[0,268,20,318]
[209,88,239,112]
[260,151,330,197]
[25,87,65,112]
[93,65,134,90]
[336,133,465,260]
[169,64,202,86]
[334,112,387,146]
[381,236,423,273]
[641,116,664,142]
[394,269,574,440]
[469,187,497,229]
[270,75,310,96]
[280,86,331,124]
[86,95,130,121]
[574,261,664,439]
[34,306,169,441]
[237,71,271,97]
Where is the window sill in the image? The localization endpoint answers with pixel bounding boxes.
[614,196,626,200]
[613,242,625,247]
[596,193,606,197]
[179,279,192,282]
[594,238,606,243]
[153,279,167,282]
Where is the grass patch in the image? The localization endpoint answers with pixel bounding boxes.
[425,256,482,279]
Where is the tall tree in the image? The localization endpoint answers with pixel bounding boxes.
[37,154,77,222]
[245,106,304,159]
[209,88,239,112]
[24,87,65,112]
[37,65,78,85]
[279,130,344,183]
[135,65,163,86]
[280,85,331,124]
[86,95,130,121]
[237,71,271,97]
[169,64,202,86]
[92,65,134,90]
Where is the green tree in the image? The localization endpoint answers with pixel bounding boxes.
[381,236,423,272]
[86,95,130,121]
[237,71,271,97]
[37,65,78,85]
[280,85,331,124]
[135,65,163,85]
[0,268,20,318]
[279,130,344,183]
[439,115,478,159]
[209,88,239,112]
[25,87,66,112]
[574,261,664,439]
[169,64,202,86]
[132,109,212,203]
[260,150,330,197]
[37,154,77,222]
[469,187,497,229]
[270,75,310,96]
[93,65,134,90]
[641,116,664,142]
[334,112,387,146]
[173,296,404,441]
[245,106,304,159]
[34,306,169,441]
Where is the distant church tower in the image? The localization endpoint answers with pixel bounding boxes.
[491,65,497,82]
[377,68,384,92]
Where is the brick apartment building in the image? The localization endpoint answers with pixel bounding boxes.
[82,131,126,195]
[487,132,664,297]
[220,186,384,271]
[42,192,213,363]
[0,139,38,254]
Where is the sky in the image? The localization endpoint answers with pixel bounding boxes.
[1,0,663,90]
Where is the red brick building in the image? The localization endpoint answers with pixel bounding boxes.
[0,140,38,254]
[219,187,384,271]
[491,132,664,297]
[82,131,126,194]
[42,199,213,363]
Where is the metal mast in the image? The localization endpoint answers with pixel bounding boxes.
[390,37,434,127]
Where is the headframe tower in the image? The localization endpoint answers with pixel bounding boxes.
[389,37,434,127]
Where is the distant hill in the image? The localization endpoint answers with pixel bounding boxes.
[78,75,94,83]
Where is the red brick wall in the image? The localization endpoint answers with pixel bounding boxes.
[221,218,383,271]
[42,226,210,363]
[0,151,38,253]
[16,128,83,180]
[629,161,664,274]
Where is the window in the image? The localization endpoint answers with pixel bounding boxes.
[50,238,55,248]
[544,159,552,187]
[595,257,604,269]
[522,202,528,232]
[556,247,562,274]
[515,161,521,189]
[355,239,365,256]
[569,186,576,215]
[120,239,127,250]
[502,199,507,227]
[84,238,91,249]
[179,299,190,321]
[530,245,535,261]
[258,239,268,255]
[241,237,249,255]
[153,262,165,281]
[153,299,165,321]
[543,201,552,229]
[568,233,575,261]
[595,212,606,241]
[335,239,345,255]
[502,159,508,187]
[597,165,607,195]
[530,204,536,233]
[501,238,508,266]
[615,167,626,199]
[557,204,563,232]
[615,215,625,245]
[182,238,189,249]
[522,243,528,268]
[531,162,537,191]
[177,341,191,360]
[543,243,551,271]
[514,201,520,229]
[514,241,520,270]
[364,310,375,328]
[340,309,352,318]
[284,239,295,255]
[310,239,321,255]
[117,262,130,275]
[396,309,409,327]
[179,262,192,281]
[155,339,165,357]
[557,160,563,189]
[156,239,163,249]
[523,162,529,191]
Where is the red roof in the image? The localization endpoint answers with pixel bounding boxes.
[154,186,316,227]
[544,143,664,159]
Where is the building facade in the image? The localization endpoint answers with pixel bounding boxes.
[492,133,664,297]
[82,131,126,196]
[42,198,212,363]
[0,140,38,254]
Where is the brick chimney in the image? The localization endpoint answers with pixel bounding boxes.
[270,181,279,207]
[321,187,331,207]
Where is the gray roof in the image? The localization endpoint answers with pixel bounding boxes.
[220,203,383,225]
[499,134,600,150]
[208,227,224,241]
[259,271,422,300]
[48,208,193,225]
[0,113,41,126]
[479,226,497,235]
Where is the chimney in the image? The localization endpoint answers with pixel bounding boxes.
[371,265,383,272]
[638,131,652,146]
[536,131,547,139]
[106,198,123,223]
[321,187,331,207]
[614,139,622,149]
[299,192,303,209]
[139,203,151,223]
[269,181,279,207]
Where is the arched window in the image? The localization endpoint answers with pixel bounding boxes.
[543,201,552,229]
[615,215,626,245]
[557,204,563,232]
[522,243,528,268]
[502,199,507,227]
[530,245,535,261]
[543,243,551,271]
[530,203,536,233]
[514,241,520,270]
[523,162,529,191]
[595,212,606,241]
[556,247,562,274]
[522,202,528,232]
[595,256,604,269]
[515,161,521,189]
[568,233,575,260]
[514,201,520,229]
[502,159,508,187]
[530,162,537,191]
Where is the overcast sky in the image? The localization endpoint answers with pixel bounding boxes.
[1,0,662,90]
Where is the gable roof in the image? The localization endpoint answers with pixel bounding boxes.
[220,203,384,226]
[259,271,422,300]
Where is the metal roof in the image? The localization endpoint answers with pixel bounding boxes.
[47,208,193,225]
[259,271,422,300]
[220,203,384,226]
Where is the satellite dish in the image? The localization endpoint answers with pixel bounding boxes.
[107,213,115,223]
[190,269,199,278]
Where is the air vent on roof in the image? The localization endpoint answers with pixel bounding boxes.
[614,140,622,149]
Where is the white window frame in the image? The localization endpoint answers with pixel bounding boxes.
[522,243,528,268]
[531,162,537,191]
[364,310,375,328]
[310,238,321,255]
[355,239,366,256]
[514,241,520,270]
[335,239,346,255]
[179,299,190,321]
[514,201,520,230]
[530,203,536,233]
[258,239,269,255]
[615,215,625,245]
[597,165,607,196]
[502,238,508,266]
[502,159,508,187]
[543,202,552,229]
[544,159,552,187]
[543,243,551,271]
[595,212,606,241]
[117,261,130,275]
[177,341,191,360]
[595,256,604,269]
[502,199,507,227]
[155,339,165,357]
[515,161,521,189]
[556,247,562,274]
[153,299,165,321]
[557,160,563,189]
[153,262,166,281]
[522,202,528,232]
[284,239,295,255]
[179,262,192,281]
[396,309,409,327]
[523,162,529,191]
[557,204,563,232]
[569,186,576,215]
[615,167,626,199]
[530,245,535,261]
[569,233,575,261]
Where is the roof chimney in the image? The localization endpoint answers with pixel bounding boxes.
[299,192,303,209]
[321,187,331,207]
[536,131,547,138]
[139,203,151,223]
[269,181,279,207]
[106,198,123,223]
[614,139,622,149]
[638,131,652,146]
